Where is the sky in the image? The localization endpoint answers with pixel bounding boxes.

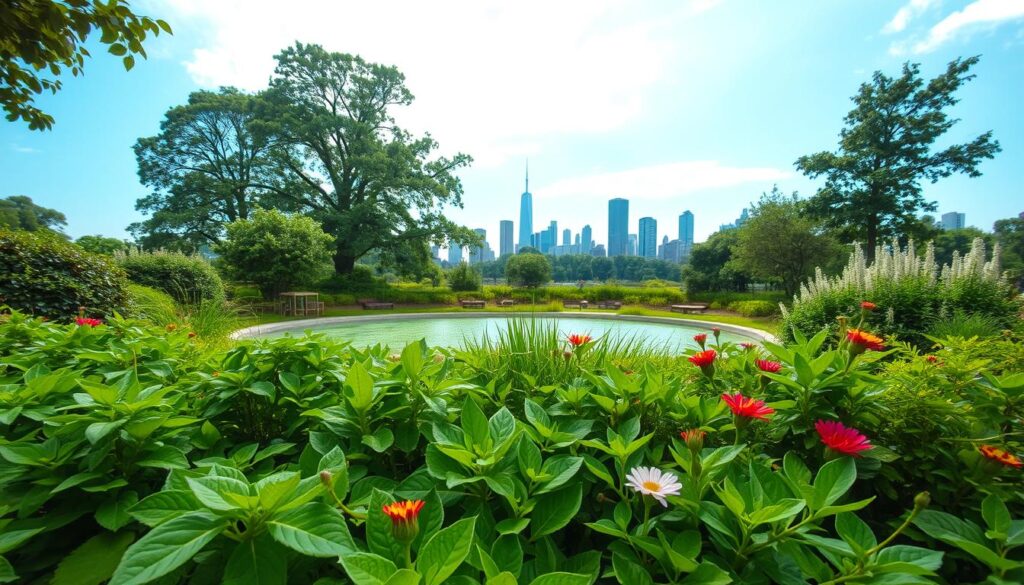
[1,0,1023,254]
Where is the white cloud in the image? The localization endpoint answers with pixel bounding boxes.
[157,0,722,168]
[894,0,1024,54]
[536,160,792,201]
[883,0,937,34]
[10,144,40,154]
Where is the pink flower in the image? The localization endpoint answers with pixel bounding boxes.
[816,420,872,457]
[75,317,102,327]
[755,359,782,374]
[721,393,774,421]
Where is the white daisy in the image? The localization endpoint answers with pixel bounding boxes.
[625,466,682,507]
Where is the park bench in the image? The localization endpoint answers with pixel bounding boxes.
[563,299,589,309]
[359,299,394,310]
[460,300,486,309]
[595,300,622,310]
[671,303,709,314]
[498,299,515,307]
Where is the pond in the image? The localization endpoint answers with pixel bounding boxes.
[241,313,768,352]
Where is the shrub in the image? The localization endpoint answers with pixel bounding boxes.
[0,228,130,319]
[506,253,552,288]
[118,248,225,304]
[447,262,481,292]
[730,299,779,317]
[926,311,1003,340]
[216,209,334,298]
[781,238,1018,347]
[127,284,244,344]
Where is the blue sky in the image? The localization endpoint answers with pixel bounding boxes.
[1,0,1022,251]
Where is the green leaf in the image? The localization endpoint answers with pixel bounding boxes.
[680,562,732,584]
[531,484,582,541]
[86,420,126,444]
[266,502,356,557]
[383,569,421,585]
[529,573,593,585]
[187,476,251,511]
[52,531,135,585]
[491,534,523,576]
[746,499,805,526]
[0,528,43,554]
[536,456,584,494]
[811,457,856,511]
[223,535,287,585]
[109,511,229,585]
[612,552,653,585]
[248,380,276,399]
[461,397,490,448]
[417,516,477,585]
[495,518,530,535]
[982,493,1011,540]
[346,361,375,411]
[363,427,395,452]
[339,552,398,585]
[318,447,350,501]
[488,407,517,444]
[487,573,518,585]
[0,555,15,584]
[96,491,139,532]
[367,489,403,563]
[123,55,135,71]
[874,545,943,575]
[835,513,876,556]
[256,472,301,512]
[129,490,200,527]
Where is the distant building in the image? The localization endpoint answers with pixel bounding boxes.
[679,211,694,245]
[608,198,629,256]
[431,245,442,266]
[562,228,571,246]
[720,208,749,232]
[447,244,463,265]
[551,244,575,257]
[581,224,593,254]
[628,234,637,257]
[941,212,966,230]
[469,228,495,265]
[518,162,533,249]
[591,244,607,257]
[660,238,685,263]
[638,217,657,258]
[499,220,514,257]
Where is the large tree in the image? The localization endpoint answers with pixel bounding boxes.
[796,56,1000,258]
[681,230,749,293]
[0,195,66,233]
[1,0,170,130]
[131,88,290,249]
[731,188,844,297]
[260,43,475,274]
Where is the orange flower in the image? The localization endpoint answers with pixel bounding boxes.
[979,445,1022,469]
[382,499,425,542]
[567,333,592,347]
[847,328,885,352]
[166,323,177,332]
[860,301,877,311]
[721,393,774,421]
[188,331,197,339]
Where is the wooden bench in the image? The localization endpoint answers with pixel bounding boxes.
[595,300,622,310]
[671,303,709,314]
[563,300,589,309]
[460,300,486,309]
[359,299,394,310]
[498,299,515,307]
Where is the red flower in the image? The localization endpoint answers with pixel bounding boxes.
[693,333,707,348]
[567,334,592,347]
[740,342,756,350]
[979,445,1022,469]
[188,331,197,339]
[924,355,938,363]
[721,393,774,421]
[755,359,782,373]
[382,499,425,543]
[847,328,885,352]
[75,317,102,327]
[688,349,716,368]
[711,327,721,334]
[816,420,871,457]
[860,301,877,311]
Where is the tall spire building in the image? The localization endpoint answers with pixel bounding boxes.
[518,161,533,250]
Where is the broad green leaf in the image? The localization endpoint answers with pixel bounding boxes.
[363,427,395,453]
[488,407,517,445]
[52,531,135,585]
[367,489,403,563]
[0,528,43,554]
[811,457,856,511]
[495,518,530,535]
[256,473,301,513]
[612,552,653,585]
[223,535,287,585]
[0,556,12,584]
[339,552,398,585]
[874,545,943,575]
[518,436,543,477]
[417,516,477,585]
[982,493,1011,540]
[266,502,356,557]
[488,573,518,585]
[86,420,126,444]
[680,562,732,584]
[747,499,805,526]
[531,484,582,541]
[383,569,421,585]
[529,573,593,585]
[129,490,201,527]
[96,491,139,532]
[346,361,375,411]
[535,456,583,494]
[461,398,490,449]
[186,476,251,511]
[491,534,523,577]
[835,513,876,556]
[318,447,350,501]
[109,511,228,585]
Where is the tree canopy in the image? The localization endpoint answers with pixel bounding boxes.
[682,230,749,293]
[796,56,1000,257]
[1,0,170,130]
[75,235,129,255]
[506,253,552,289]
[0,195,66,233]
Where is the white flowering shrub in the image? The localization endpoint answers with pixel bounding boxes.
[781,238,1019,345]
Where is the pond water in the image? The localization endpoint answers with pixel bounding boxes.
[263,315,761,352]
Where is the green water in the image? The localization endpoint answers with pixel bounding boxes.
[268,316,757,351]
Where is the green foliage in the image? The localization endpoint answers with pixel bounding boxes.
[1,310,1022,583]
[682,229,750,293]
[926,311,1003,339]
[447,262,482,292]
[797,56,1000,255]
[506,253,552,288]
[0,0,171,130]
[0,228,130,319]
[118,249,225,305]
[0,195,67,233]
[216,209,334,298]
[75,235,129,255]
[127,285,243,345]
[729,300,779,317]
[730,187,844,296]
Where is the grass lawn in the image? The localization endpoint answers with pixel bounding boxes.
[239,304,779,335]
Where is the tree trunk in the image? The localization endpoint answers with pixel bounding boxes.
[866,215,878,262]
[334,251,356,274]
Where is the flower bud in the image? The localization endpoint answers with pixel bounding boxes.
[914,491,931,509]
[319,470,333,486]
[680,429,705,453]
[382,500,425,544]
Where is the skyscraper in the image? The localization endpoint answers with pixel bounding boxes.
[608,198,629,256]
[678,211,694,246]
[518,162,533,249]
[469,228,489,264]
[638,217,657,258]
[941,212,966,230]
[562,228,571,246]
[447,244,463,265]
[628,234,638,257]
[545,221,557,254]
[581,224,593,254]
[499,220,514,257]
